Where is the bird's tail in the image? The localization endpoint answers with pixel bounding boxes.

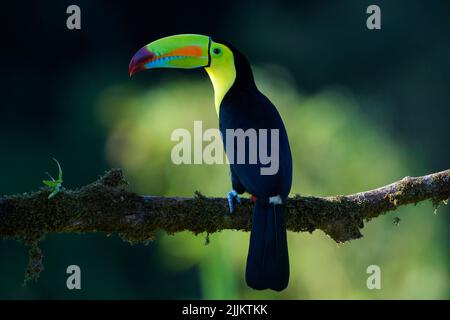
[245,199,289,291]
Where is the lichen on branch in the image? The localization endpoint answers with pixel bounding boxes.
[0,168,449,282]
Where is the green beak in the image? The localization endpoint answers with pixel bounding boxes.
[129,34,210,77]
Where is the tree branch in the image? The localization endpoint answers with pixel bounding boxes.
[0,168,448,281]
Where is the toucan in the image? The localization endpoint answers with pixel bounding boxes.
[129,34,292,291]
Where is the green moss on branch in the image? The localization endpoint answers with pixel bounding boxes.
[0,168,449,282]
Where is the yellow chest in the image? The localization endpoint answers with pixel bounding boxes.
[205,59,236,115]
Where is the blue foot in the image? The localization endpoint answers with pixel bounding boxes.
[227,190,241,214]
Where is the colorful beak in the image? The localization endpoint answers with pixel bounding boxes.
[129,34,210,77]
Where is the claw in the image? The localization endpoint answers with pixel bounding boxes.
[227,190,241,213]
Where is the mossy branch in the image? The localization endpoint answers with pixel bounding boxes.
[0,168,449,282]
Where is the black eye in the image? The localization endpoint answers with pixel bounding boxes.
[213,47,221,55]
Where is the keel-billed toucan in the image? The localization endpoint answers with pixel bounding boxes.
[129,34,293,291]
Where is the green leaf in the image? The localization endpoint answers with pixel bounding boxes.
[48,188,60,199]
[43,158,64,199]
[53,158,63,182]
[42,180,60,187]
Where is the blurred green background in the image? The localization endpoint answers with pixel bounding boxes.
[0,0,449,299]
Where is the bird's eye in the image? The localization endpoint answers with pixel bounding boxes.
[213,47,221,55]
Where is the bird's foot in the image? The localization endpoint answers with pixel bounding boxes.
[227,189,241,214]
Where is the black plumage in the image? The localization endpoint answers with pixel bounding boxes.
[217,41,293,291]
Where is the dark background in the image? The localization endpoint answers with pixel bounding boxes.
[0,0,448,299]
